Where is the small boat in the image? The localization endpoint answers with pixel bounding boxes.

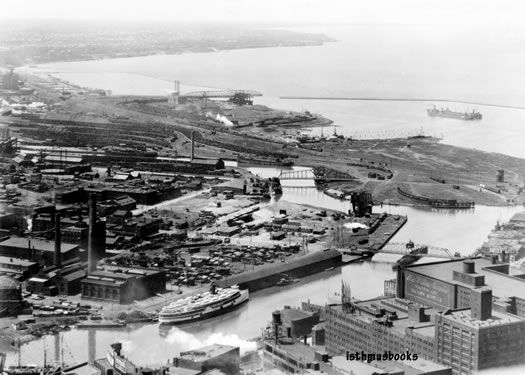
[276,274,299,286]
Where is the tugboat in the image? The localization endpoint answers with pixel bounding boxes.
[276,274,299,286]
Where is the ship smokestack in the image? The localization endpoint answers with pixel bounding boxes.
[88,194,97,274]
[191,131,195,160]
[54,213,61,268]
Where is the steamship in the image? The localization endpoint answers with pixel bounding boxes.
[427,105,482,120]
[158,284,249,325]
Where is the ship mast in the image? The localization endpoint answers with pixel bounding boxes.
[17,338,21,367]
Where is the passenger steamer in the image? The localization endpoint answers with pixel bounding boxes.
[158,283,249,325]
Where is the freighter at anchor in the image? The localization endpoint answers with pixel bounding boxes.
[158,283,249,325]
[427,105,482,120]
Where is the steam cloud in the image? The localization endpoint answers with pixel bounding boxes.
[165,327,257,355]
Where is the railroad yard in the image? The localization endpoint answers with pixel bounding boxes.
[0,66,524,355]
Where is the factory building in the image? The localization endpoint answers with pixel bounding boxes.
[0,256,40,281]
[0,275,23,316]
[26,263,85,296]
[0,237,80,267]
[323,259,525,375]
[137,158,225,175]
[325,297,437,362]
[81,267,166,304]
[396,258,525,317]
[324,295,525,375]
[435,292,525,374]
[173,344,240,375]
[274,305,320,340]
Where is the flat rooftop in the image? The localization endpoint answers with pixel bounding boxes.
[0,237,78,253]
[441,308,523,329]
[405,258,525,300]
[0,256,37,266]
[179,344,237,362]
[329,297,437,337]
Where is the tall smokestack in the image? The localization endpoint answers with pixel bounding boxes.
[54,213,62,268]
[191,131,195,160]
[88,194,97,274]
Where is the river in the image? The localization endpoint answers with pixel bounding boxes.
[10,23,525,372]
[5,170,522,368]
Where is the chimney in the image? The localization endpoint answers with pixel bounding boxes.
[87,194,97,274]
[463,260,475,274]
[54,213,62,268]
[191,131,195,160]
[471,288,492,321]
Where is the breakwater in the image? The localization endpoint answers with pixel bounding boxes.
[279,97,525,110]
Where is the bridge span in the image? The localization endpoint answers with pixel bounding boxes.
[379,242,459,259]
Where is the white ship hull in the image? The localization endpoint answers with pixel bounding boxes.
[158,289,249,325]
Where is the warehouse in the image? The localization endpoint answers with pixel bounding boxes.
[81,267,166,304]
[396,257,525,317]
[0,237,80,267]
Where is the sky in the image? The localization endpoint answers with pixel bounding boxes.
[2,0,525,27]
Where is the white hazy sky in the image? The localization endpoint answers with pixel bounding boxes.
[2,0,525,26]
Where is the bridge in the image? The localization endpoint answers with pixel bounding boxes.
[379,242,458,259]
[279,167,355,182]
[279,169,316,180]
[182,89,263,98]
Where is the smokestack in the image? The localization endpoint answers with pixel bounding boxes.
[191,131,195,160]
[88,194,97,274]
[54,213,62,268]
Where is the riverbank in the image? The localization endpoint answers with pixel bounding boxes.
[8,72,525,208]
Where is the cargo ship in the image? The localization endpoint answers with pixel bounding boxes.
[427,105,482,120]
[158,283,249,325]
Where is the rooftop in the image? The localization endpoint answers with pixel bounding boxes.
[0,256,37,267]
[510,211,525,223]
[0,275,20,289]
[441,308,523,329]
[178,344,238,362]
[281,306,316,322]
[329,297,437,336]
[0,237,79,253]
[405,258,525,300]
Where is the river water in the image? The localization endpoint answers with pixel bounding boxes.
[10,23,525,371]
[6,172,522,367]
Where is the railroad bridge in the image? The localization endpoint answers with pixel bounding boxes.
[279,167,355,182]
[379,242,458,259]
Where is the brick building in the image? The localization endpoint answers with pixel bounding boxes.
[81,267,166,304]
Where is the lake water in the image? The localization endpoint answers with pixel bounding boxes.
[12,23,525,372]
[30,24,525,158]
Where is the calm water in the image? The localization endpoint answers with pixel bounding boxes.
[12,24,525,372]
[7,181,522,367]
[31,24,525,157]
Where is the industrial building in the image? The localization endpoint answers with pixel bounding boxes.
[0,256,39,280]
[435,293,525,373]
[322,259,525,375]
[0,275,23,316]
[81,267,166,304]
[173,344,240,375]
[26,263,85,296]
[396,258,525,317]
[0,237,80,267]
